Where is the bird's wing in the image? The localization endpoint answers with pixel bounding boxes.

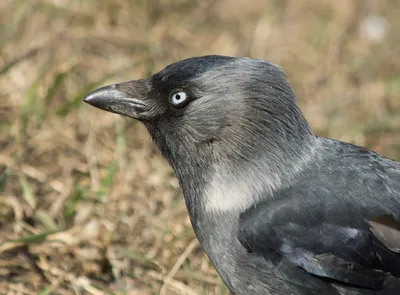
[238,195,400,290]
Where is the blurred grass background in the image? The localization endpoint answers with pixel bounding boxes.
[0,0,399,294]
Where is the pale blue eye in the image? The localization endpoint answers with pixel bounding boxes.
[171,91,187,105]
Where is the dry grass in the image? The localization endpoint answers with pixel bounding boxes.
[1,0,399,294]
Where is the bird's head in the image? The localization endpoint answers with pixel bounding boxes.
[84,55,316,212]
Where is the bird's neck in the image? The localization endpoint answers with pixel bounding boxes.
[204,139,319,213]
[147,118,319,216]
[172,136,319,219]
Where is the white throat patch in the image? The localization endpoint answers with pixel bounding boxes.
[203,141,320,213]
[204,163,282,213]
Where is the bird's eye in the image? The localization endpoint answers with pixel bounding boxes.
[170,91,188,106]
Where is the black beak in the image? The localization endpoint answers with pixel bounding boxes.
[83,79,156,120]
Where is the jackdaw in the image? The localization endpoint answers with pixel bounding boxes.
[83,55,400,295]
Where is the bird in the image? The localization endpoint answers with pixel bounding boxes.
[83,55,400,295]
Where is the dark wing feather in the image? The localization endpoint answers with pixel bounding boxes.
[238,198,400,290]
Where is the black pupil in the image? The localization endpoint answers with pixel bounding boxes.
[175,94,181,101]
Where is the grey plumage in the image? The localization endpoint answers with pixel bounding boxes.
[83,55,400,295]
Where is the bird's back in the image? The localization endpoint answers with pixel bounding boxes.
[235,137,400,295]
[311,137,400,212]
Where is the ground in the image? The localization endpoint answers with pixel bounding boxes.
[1,0,399,294]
